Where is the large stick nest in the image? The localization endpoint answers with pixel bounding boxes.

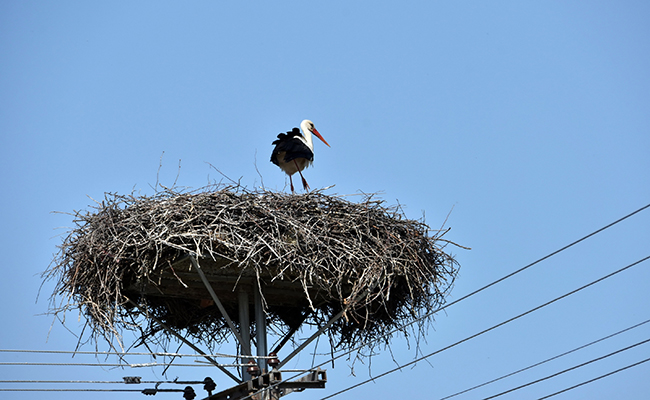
[45,185,460,356]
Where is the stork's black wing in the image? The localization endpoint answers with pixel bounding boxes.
[270,128,313,165]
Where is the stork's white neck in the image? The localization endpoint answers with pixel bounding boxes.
[300,120,314,150]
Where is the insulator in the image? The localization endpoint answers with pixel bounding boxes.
[267,352,280,368]
[246,360,261,377]
[123,376,142,384]
[203,377,216,393]
[183,386,196,400]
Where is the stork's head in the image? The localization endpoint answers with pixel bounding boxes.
[301,119,330,147]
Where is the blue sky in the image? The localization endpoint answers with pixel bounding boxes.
[1,1,649,399]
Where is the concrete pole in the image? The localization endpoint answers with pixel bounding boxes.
[238,289,251,381]
[254,283,267,373]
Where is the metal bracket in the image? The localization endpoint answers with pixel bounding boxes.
[190,255,245,349]
[125,296,241,383]
[203,369,326,400]
[278,278,380,368]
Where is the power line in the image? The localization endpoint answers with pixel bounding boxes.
[1,380,158,384]
[537,356,650,399]
[8,205,644,398]
[0,388,143,392]
[1,380,130,384]
[483,337,650,399]
[0,379,207,384]
[436,202,650,320]
[439,318,650,399]
[239,204,650,400]
[0,378,213,395]
[320,203,650,368]
[316,255,650,400]
[8,315,642,391]
[0,361,225,368]
[0,349,274,359]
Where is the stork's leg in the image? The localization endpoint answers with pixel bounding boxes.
[299,172,310,191]
[293,160,310,191]
[289,175,295,193]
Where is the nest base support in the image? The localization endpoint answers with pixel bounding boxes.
[204,369,327,400]
[277,280,378,369]
[277,309,345,369]
[125,297,241,383]
[190,255,245,348]
[255,281,268,373]
[239,289,252,381]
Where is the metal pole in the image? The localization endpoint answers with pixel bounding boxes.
[277,308,345,369]
[278,279,381,368]
[190,255,245,348]
[238,290,251,381]
[254,283,267,373]
[124,297,241,383]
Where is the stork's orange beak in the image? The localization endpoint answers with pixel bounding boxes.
[312,128,330,147]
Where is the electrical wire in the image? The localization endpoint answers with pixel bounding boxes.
[5,204,646,396]
[0,388,143,392]
[483,337,650,399]
[0,349,275,359]
[0,377,214,396]
[238,204,650,400]
[298,201,650,381]
[0,380,132,384]
[7,315,636,392]
[0,361,229,367]
[320,203,650,368]
[0,380,165,384]
[439,318,650,399]
[537,356,650,399]
[316,255,650,400]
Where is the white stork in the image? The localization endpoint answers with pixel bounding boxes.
[270,119,330,193]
